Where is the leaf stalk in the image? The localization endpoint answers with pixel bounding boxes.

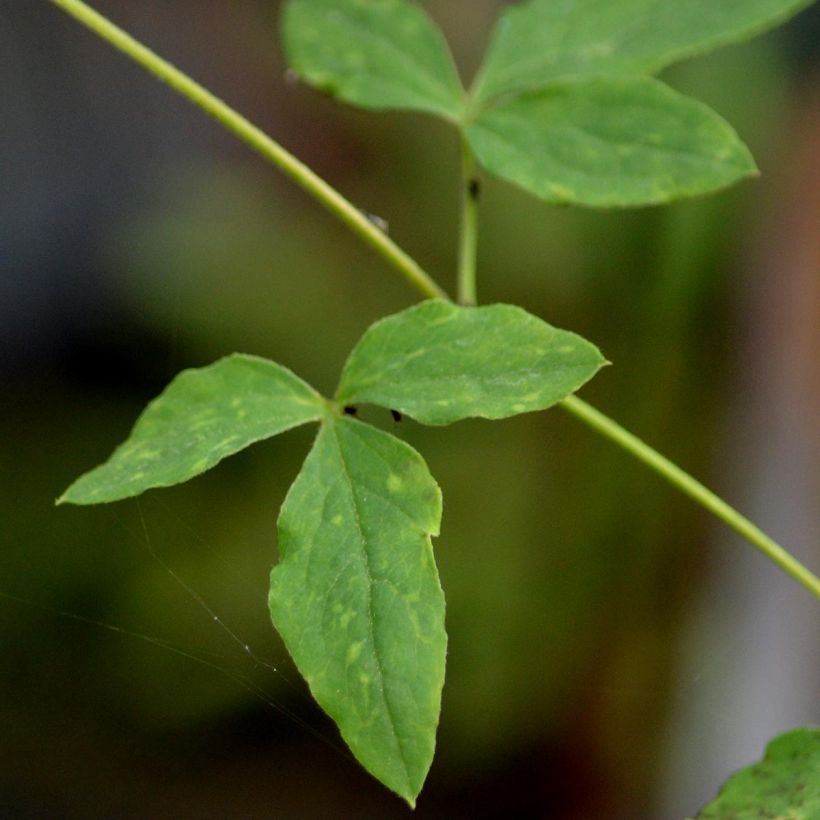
[457,138,479,305]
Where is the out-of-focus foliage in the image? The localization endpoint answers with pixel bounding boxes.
[473,0,815,100]
[465,77,756,206]
[693,728,820,819]
[283,0,464,117]
[283,0,810,210]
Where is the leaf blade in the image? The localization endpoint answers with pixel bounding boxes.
[694,728,820,819]
[336,300,606,425]
[473,0,815,104]
[269,417,445,805]
[59,354,324,505]
[467,76,756,208]
[282,0,464,118]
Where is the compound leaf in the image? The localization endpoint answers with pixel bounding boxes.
[466,76,756,208]
[693,728,820,819]
[336,300,606,425]
[59,354,324,505]
[282,0,464,119]
[473,0,815,104]
[269,416,445,806]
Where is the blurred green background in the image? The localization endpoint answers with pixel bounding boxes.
[1,2,818,818]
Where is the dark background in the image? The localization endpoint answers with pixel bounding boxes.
[1,2,818,818]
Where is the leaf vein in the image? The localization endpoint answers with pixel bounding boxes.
[330,420,413,793]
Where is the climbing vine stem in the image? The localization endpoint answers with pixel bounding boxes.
[49,0,820,599]
[560,396,820,598]
[46,0,448,302]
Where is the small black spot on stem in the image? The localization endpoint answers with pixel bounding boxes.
[468,178,481,200]
[343,406,358,417]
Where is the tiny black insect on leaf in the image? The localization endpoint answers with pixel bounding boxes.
[390,410,403,423]
[343,405,358,416]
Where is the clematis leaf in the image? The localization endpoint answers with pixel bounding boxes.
[282,0,464,118]
[693,728,820,819]
[466,76,756,208]
[269,415,445,806]
[60,355,324,504]
[473,0,816,104]
[337,299,605,425]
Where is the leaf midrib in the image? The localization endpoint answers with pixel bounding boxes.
[328,419,414,796]
[346,360,598,396]
[472,99,746,174]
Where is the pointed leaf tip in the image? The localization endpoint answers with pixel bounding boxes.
[467,77,757,209]
[61,354,324,505]
[270,416,445,803]
[474,0,817,103]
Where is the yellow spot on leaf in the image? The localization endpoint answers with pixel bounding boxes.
[549,183,574,200]
[346,641,363,665]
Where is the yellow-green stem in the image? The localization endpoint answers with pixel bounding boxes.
[47,0,447,302]
[49,0,820,599]
[560,395,820,598]
[457,138,479,305]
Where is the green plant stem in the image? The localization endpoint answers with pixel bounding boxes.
[47,0,448,303]
[560,395,820,599]
[457,138,479,305]
[50,0,820,599]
